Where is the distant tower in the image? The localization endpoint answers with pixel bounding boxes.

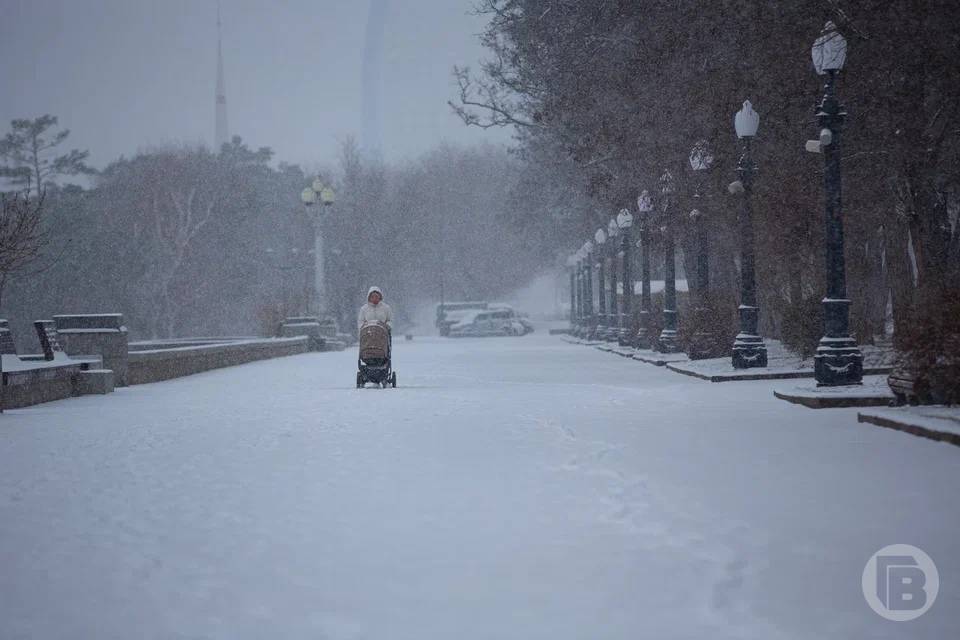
[361,0,386,157]
[214,1,229,150]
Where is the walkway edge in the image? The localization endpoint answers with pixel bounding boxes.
[857,410,960,447]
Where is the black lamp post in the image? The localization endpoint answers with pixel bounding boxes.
[730,100,769,368]
[606,218,620,342]
[616,208,634,346]
[686,140,723,360]
[583,240,595,339]
[594,228,608,341]
[658,170,681,353]
[634,191,654,349]
[568,255,578,331]
[578,255,586,336]
[811,21,863,385]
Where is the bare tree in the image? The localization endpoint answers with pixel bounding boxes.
[0,187,47,309]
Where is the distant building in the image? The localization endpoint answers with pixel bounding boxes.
[214,2,229,150]
[361,0,386,158]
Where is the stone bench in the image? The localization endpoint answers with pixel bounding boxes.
[54,314,128,386]
[1,320,114,410]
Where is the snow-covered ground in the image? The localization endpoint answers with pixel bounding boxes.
[1,331,957,639]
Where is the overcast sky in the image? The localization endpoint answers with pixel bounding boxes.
[0,0,510,170]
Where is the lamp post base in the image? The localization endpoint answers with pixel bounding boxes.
[605,321,619,342]
[657,309,681,353]
[814,337,863,385]
[657,329,681,354]
[634,310,652,349]
[594,324,608,341]
[732,334,768,369]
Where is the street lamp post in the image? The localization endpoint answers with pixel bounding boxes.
[687,140,723,360]
[567,255,578,332]
[616,208,634,346]
[811,22,862,386]
[730,100,768,368]
[658,170,681,353]
[606,218,620,342]
[594,228,608,341]
[583,241,595,339]
[634,190,654,350]
[300,178,336,318]
[577,251,586,337]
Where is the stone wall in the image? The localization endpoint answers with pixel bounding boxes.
[125,337,309,386]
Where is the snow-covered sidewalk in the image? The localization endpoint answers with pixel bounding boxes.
[1,333,956,639]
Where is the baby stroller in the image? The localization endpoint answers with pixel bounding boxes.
[357,322,397,388]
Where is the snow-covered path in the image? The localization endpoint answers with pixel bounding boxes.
[1,332,957,639]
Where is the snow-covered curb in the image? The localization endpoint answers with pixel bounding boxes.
[772,375,894,409]
[858,406,960,446]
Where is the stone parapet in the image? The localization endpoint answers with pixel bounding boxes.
[54,314,129,386]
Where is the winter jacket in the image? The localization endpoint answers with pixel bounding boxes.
[358,287,393,331]
[358,302,393,331]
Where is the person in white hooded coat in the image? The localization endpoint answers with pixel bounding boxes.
[357,286,393,332]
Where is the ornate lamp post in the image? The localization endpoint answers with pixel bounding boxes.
[583,241,595,338]
[605,217,620,342]
[300,178,336,317]
[657,170,681,353]
[616,207,634,346]
[811,22,862,385]
[730,100,768,368]
[593,228,608,341]
[634,190,654,349]
[577,247,588,337]
[687,140,722,359]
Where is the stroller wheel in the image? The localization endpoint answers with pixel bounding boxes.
[391,372,398,388]
[356,372,364,388]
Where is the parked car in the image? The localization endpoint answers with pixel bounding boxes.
[449,309,527,337]
[517,315,535,334]
[488,304,535,335]
[436,301,489,336]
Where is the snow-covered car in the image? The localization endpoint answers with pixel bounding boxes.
[486,304,534,334]
[436,301,489,336]
[449,309,527,337]
[517,315,535,334]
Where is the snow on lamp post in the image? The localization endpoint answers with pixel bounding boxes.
[583,240,595,337]
[593,228,608,341]
[616,208,634,346]
[634,190,654,349]
[657,170,681,353]
[687,140,722,360]
[577,247,588,336]
[729,100,768,369]
[605,218,620,341]
[566,254,578,330]
[301,178,336,318]
[810,22,862,386]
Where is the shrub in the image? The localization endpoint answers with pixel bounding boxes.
[780,295,822,359]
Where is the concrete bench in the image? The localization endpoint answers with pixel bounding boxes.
[54,314,128,386]
[0,320,114,411]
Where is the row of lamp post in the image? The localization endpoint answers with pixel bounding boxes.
[567,22,862,386]
[299,178,336,318]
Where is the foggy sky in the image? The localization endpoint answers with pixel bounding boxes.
[0,0,509,171]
